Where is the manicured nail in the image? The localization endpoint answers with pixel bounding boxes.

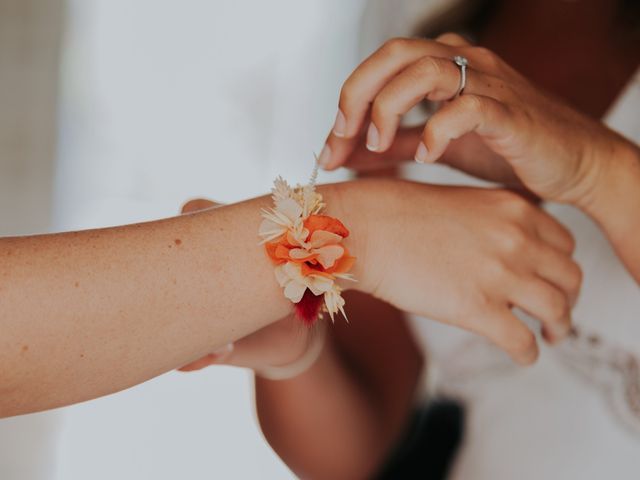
[415,142,429,163]
[318,143,332,168]
[366,123,380,151]
[332,110,346,137]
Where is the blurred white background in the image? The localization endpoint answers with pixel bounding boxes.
[0,0,365,478]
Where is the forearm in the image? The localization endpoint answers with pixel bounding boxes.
[582,138,640,283]
[0,183,355,416]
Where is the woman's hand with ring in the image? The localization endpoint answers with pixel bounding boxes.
[320,34,636,210]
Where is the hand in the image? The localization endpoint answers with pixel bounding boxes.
[321,34,632,208]
[178,314,314,374]
[177,199,314,374]
[340,179,582,365]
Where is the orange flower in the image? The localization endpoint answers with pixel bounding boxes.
[258,174,355,323]
[304,215,349,238]
[265,214,354,279]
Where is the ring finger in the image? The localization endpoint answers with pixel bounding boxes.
[368,56,501,152]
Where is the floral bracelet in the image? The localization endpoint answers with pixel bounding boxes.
[258,163,355,326]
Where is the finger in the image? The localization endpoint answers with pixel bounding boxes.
[178,354,220,372]
[530,209,576,255]
[508,275,572,344]
[177,343,235,372]
[369,58,497,152]
[326,38,455,164]
[181,198,220,214]
[414,94,515,164]
[435,32,472,47]
[469,306,539,365]
[320,125,366,171]
[339,126,423,171]
[529,240,583,307]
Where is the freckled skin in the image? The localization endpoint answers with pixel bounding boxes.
[0,184,344,417]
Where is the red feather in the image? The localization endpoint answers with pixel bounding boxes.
[294,289,324,326]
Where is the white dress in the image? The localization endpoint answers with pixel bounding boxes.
[360,1,640,477]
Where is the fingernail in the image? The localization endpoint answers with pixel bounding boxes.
[332,110,346,137]
[212,343,234,355]
[366,123,379,151]
[415,142,429,163]
[318,143,332,168]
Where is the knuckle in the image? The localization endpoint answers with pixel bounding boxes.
[370,93,394,120]
[496,225,529,254]
[470,46,500,68]
[483,256,508,279]
[381,37,412,56]
[437,32,467,43]
[416,55,444,77]
[338,82,356,112]
[500,191,532,217]
[452,288,491,327]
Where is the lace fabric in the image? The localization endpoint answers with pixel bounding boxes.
[432,327,640,436]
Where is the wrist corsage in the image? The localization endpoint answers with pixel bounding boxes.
[258,165,355,326]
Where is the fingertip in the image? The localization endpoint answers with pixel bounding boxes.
[516,343,539,366]
[512,331,540,366]
[365,122,380,152]
[318,143,332,169]
[414,142,429,163]
[332,109,347,138]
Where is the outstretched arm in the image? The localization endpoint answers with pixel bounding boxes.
[1,179,580,417]
[0,184,351,417]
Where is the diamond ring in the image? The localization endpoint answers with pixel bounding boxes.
[452,55,468,99]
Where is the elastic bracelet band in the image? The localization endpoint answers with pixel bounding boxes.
[258,161,356,326]
[255,321,327,381]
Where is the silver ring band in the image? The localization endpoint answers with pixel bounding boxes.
[452,55,468,98]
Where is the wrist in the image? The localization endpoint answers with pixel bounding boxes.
[579,137,640,230]
[318,178,397,297]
